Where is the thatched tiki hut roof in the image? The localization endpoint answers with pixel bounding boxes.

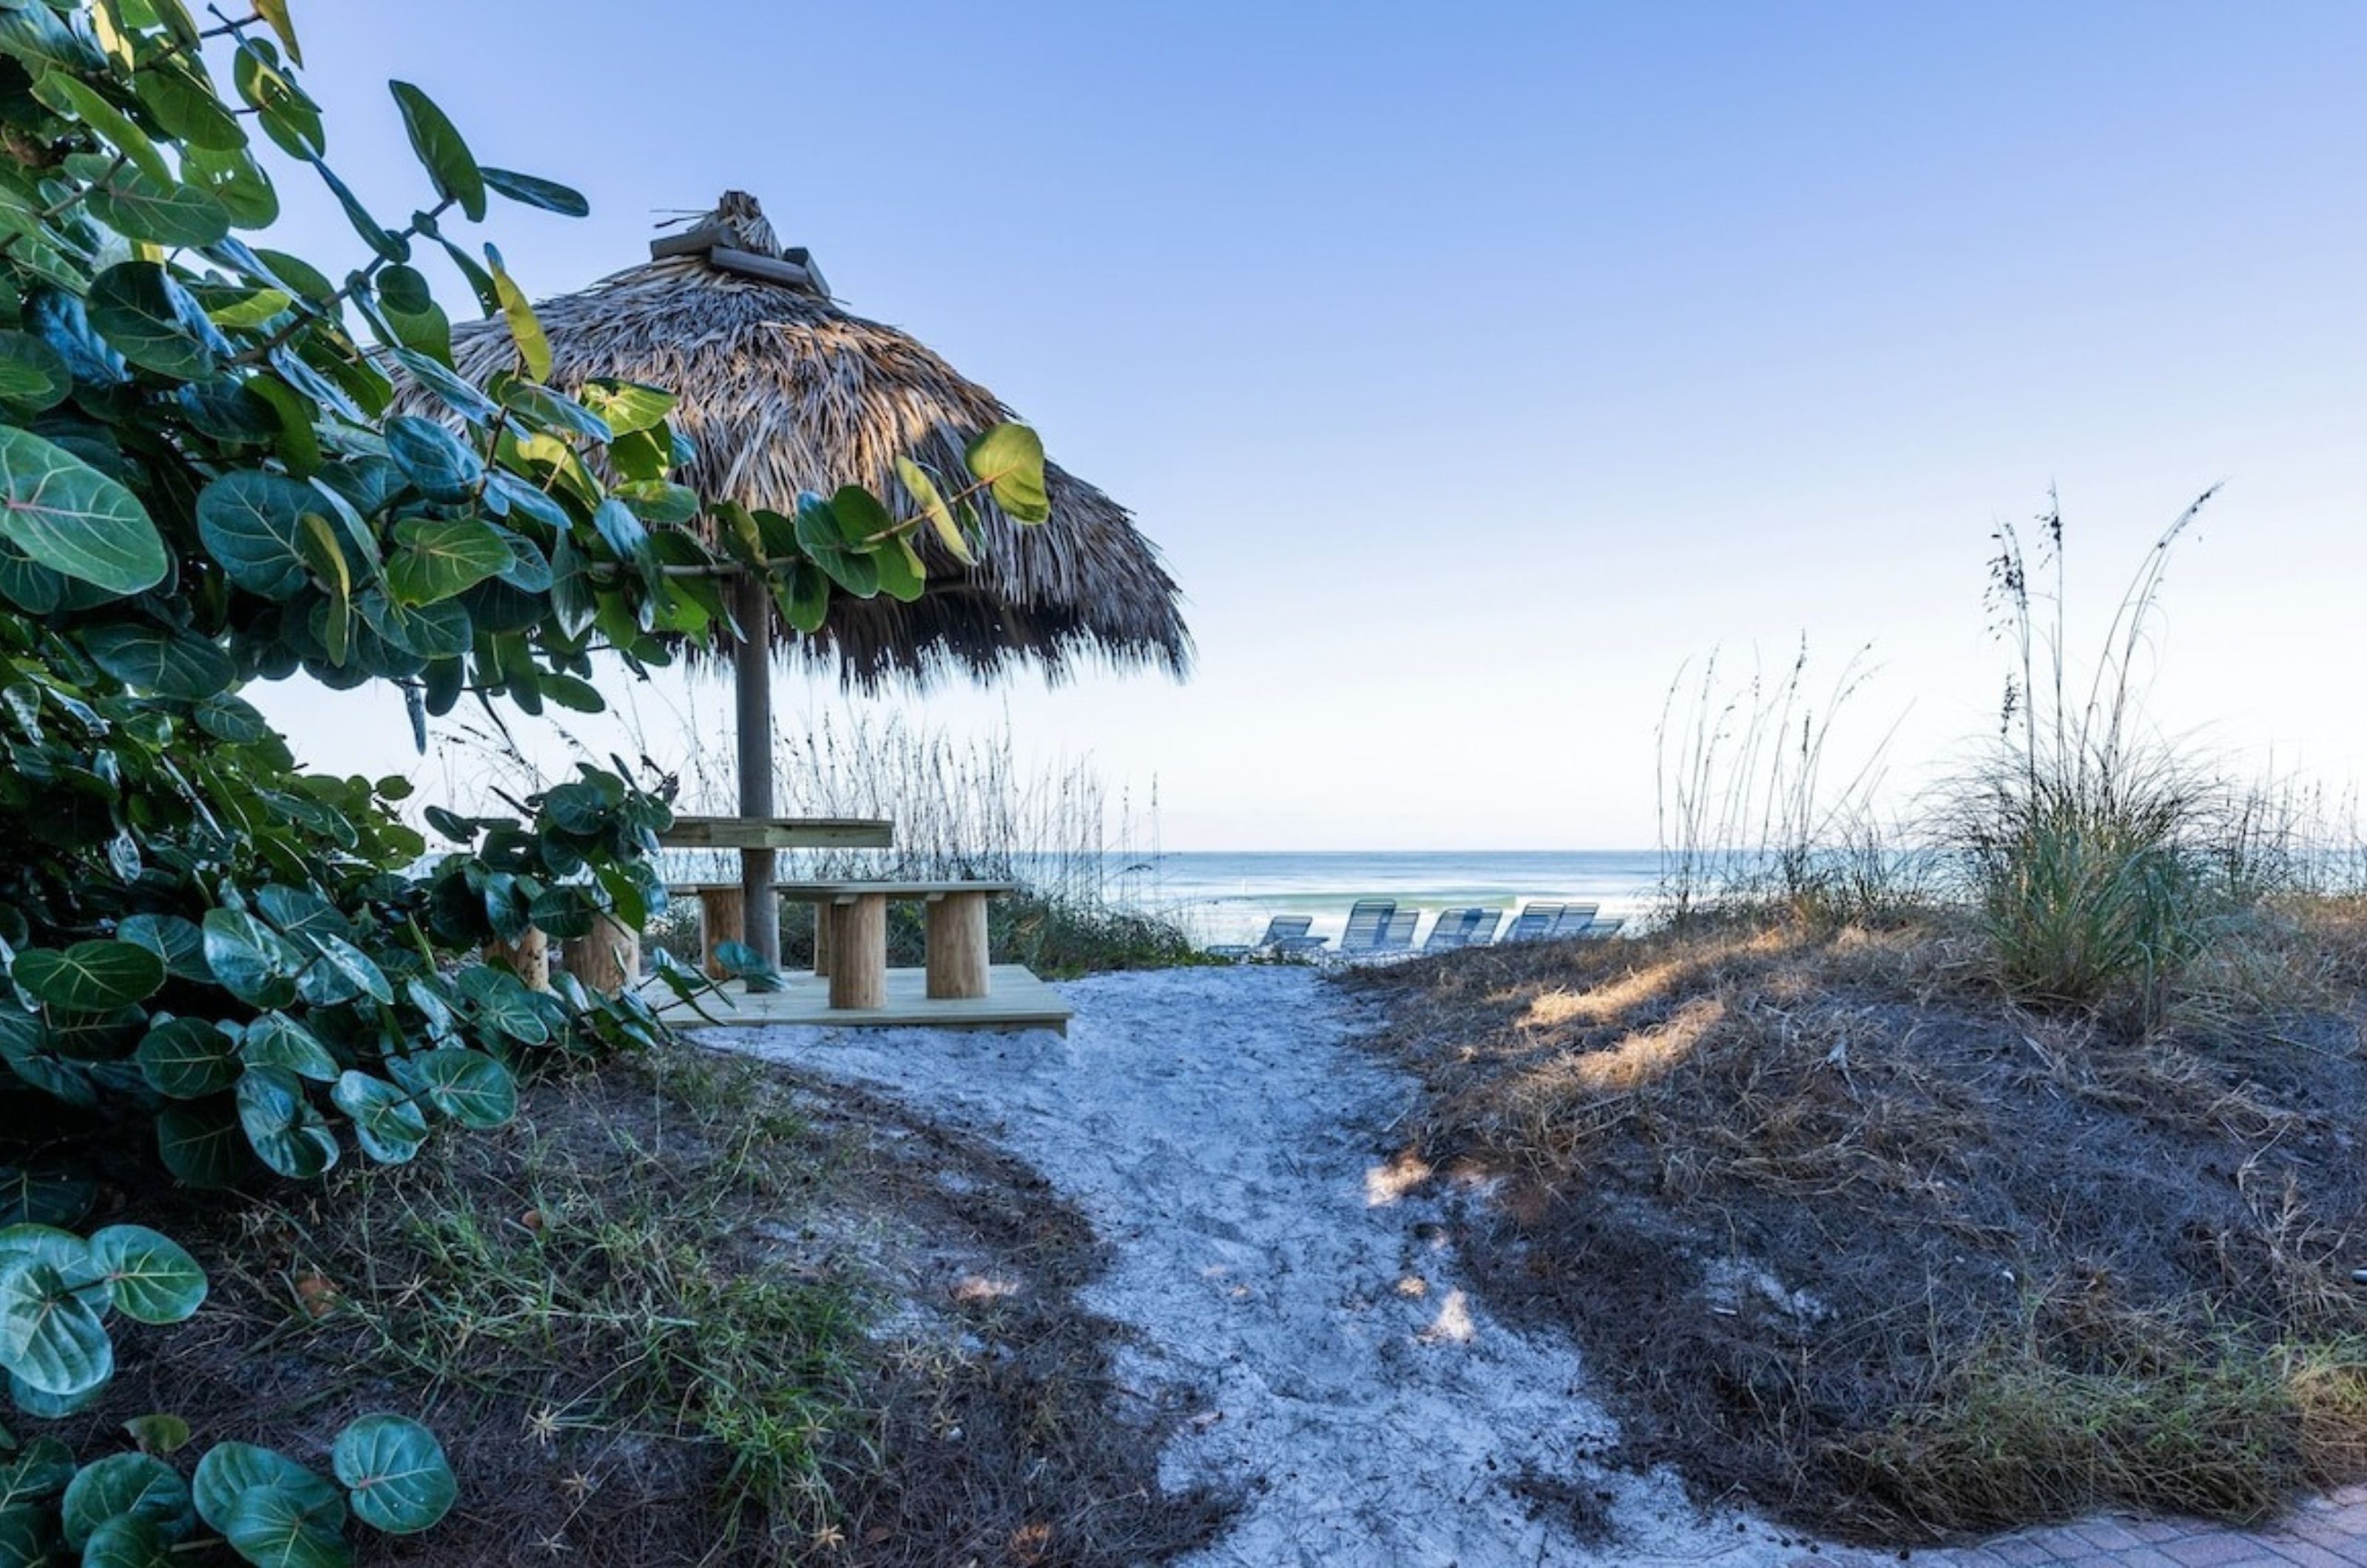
[439,192,1190,688]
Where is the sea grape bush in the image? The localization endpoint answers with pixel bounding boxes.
[0,0,1048,1560]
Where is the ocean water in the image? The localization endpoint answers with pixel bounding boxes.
[1108,851,1665,946]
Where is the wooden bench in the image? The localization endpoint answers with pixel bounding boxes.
[668,880,1016,1010]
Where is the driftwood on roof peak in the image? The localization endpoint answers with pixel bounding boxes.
[649,191,830,297]
[405,190,1190,692]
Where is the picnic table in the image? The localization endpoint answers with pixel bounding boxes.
[655,814,892,969]
[666,879,1016,1009]
[778,880,1016,1009]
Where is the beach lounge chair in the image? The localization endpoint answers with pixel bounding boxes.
[1207,916,1315,959]
[1465,908,1502,947]
[1502,902,1564,943]
[1377,910,1419,953]
[1581,917,1627,940]
[1548,902,1601,939]
[1337,899,1397,956]
[1422,908,1481,952]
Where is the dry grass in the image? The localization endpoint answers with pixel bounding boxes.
[1348,903,2367,1541]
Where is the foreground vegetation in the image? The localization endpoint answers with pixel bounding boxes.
[83,1044,1218,1565]
[1353,899,2367,1539]
[0,1,1067,1559]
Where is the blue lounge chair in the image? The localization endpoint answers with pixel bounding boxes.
[1422,908,1481,953]
[1377,910,1419,953]
[1581,916,1626,941]
[1207,915,1317,959]
[1502,902,1564,943]
[1337,899,1397,955]
[1548,902,1601,939]
[1465,908,1502,947]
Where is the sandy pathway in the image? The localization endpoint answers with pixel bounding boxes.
[709,967,1844,1567]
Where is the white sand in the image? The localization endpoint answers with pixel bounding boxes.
[710,967,1874,1567]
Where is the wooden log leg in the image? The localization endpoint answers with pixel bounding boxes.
[811,900,834,977]
[485,926,550,992]
[827,896,887,1010]
[925,893,991,999]
[561,913,640,996]
[697,886,745,981]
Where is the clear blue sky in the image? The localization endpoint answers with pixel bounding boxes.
[254,1,2367,848]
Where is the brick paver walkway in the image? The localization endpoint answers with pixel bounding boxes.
[1792,1487,2367,1567]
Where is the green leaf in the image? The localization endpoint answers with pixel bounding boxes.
[965,423,1052,523]
[329,1072,427,1163]
[199,909,303,1009]
[134,56,246,151]
[388,347,496,425]
[225,1484,350,1568]
[236,1013,337,1084]
[192,1444,343,1536]
[479,167,588,217]
[498,380,609,444]
[233,1067,338,1179]
[0,427,167,596]
[182,144,278,231]
[0,1170,92,1229]
[195,470,315,601]
[124,1414,192,1456]
[85,263,216,379]
[79,623,235,701]
[485,250,550,381]
[156,1102,249,1189]
[777,559,829,635]
[297,935,392,1009]
[82,1514,175,1568]
[61,1453,189,1550]
[0,333,69,412]
[577,378,673,434]
[385,519,509,606]
[10,942,164,1013]
[118,915,210,983]
[135,1017,239,1100]
[401,1049,516,1129]
[873,533,926,603]
[84,1227,203,1325]
[382,418,483,506]
[0,1259,110,1398]
[234,43,322,160]
[332,1415,453,1534]
[30,75,169,185]
[193,283,294,331]
[388,82,484,223]
[897,456,973,564]
[83,166,232,249]
[0,1439,74,1512]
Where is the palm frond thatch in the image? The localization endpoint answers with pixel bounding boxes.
[430,192,1189,689]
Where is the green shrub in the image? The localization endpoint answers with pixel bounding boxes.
[0,4,1049,1559]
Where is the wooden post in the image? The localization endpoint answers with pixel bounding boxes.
[696,885,746,980]
[732,573,780,970]
[826,895,887,1010]
[925,893,991,999]
[561,913,640,996]
[485,927,550,991]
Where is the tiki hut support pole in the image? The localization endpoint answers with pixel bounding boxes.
[732,573,780,968]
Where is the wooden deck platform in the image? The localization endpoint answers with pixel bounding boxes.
[647,964,1072,1035]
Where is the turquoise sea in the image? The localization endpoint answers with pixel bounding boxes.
[1109,851,1664,947]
